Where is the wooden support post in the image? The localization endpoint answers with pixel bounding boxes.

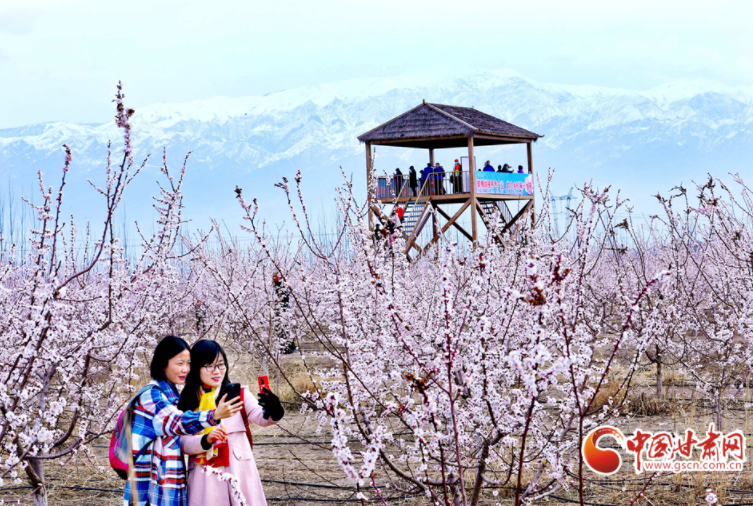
[432,203,438,238]
[429,148,435,166]
[507,201,533,245]
[370,204,388,225]
[500,200,534,236]
[527,142,533,175]
[435,206,473,242]
[366,142,373,231]
[527,142,535,226]
[425,200,472,250]
[468,137,477,244]
[432,204,439,259]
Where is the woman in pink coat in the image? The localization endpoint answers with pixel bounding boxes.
[178,341,284,506]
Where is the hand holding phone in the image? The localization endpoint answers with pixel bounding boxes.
[212,393,243,421]
[258,375,270,393]
[226,382,241,401]
[257,375,284,422]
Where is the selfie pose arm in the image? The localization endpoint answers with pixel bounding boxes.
[143,386,243,437]
[248,387,284,426]
[140,385,217,438]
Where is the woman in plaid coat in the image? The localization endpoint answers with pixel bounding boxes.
[124,336,243,506]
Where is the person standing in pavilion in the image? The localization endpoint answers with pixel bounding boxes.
[434,162,446,195]
[421,162,433,195]
[408,166,418,196]
[453,159,462,193]
[392,168,404,196]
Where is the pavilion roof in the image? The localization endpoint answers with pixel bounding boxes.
[357,102,542,149]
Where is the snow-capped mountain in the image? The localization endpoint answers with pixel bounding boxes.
[1,69,752,232]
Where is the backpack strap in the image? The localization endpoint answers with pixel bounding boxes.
[240,388,254,450]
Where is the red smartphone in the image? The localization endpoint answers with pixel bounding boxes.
[258,375,270,393]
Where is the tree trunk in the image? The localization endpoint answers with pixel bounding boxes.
[448,474,463,506]
[470,442,490,506]
[656,361,664,400]
[715,391,724,432]
[25,457,47,506]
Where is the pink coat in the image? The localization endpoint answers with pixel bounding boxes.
[181,387,277,506]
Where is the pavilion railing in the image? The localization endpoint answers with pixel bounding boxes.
[377,171,472,199]
[375,176,411,199]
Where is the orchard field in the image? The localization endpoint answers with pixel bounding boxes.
[1,88,752,506]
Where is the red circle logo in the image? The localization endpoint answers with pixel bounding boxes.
[582,426,626,475]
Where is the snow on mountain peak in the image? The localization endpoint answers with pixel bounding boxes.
[128,69,531,127]
[118,69,753,132]
[2,68,750,172]
[0,68,750,232]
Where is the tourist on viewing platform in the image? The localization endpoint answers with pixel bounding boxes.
[453,159,462,193]
[408,166,418,196]
[517,164,525,174]
[395,206,405,220]
[421,163,433,195]
[392,168,403,196]
[483,160,495,172]
[497,165,503,173]
[501,163,513,173]
[435,163,446,195]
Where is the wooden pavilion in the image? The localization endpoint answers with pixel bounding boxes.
[358,101,542,258]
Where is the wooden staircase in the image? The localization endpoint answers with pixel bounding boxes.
[479,200,513,230]
[402,200,428,240]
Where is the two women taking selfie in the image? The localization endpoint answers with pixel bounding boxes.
[123,337,284,506]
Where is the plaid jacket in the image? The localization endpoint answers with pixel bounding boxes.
[123,379,218,506]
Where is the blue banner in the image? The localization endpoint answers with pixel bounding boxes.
[475,172,534,196]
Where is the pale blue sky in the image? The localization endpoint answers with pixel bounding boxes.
[1,0,751,128]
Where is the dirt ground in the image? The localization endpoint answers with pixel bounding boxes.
[4,353,753,505]
[0,349,430,506]
[0,409,429,506]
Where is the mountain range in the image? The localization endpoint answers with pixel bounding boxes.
[1,69,751,236]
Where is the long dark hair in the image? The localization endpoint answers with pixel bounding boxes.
[150,335,191,381]
[177,340,231,412]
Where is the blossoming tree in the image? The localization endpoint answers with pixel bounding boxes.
[225,172,675,506]
[0,85,195,506]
